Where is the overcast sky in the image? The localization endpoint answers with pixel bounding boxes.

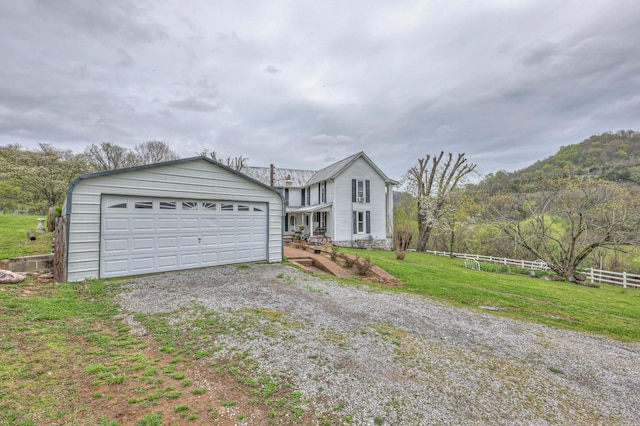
[1,0,639,181]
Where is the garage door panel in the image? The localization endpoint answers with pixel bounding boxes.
[201,251,218,263]
[200,218,217,229]
[236,232,253,243]
[158,218,179,230]
[157,255,178,268]
[219,218,235,229]
[101,197,268,278]
[132,237,155,250]
[132,218,154,230]
[158,236,178,248]
[104,238,129,253]
[180,235,200,248]
[104,217,130,231]
[132,257,155,272]
[200,235,218,248]
[179,253,199,266]
[180,218,199,229]
[103,259,129,275]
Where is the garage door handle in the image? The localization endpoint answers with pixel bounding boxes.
[198,237,201,243]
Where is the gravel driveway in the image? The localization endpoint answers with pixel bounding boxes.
[115,263,640,425]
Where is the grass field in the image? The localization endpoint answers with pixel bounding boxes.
[0,214,54,259]
[342,248,640,341]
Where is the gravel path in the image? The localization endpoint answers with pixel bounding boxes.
[115,263,640,425]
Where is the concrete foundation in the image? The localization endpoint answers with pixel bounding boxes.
[0,254,54,273]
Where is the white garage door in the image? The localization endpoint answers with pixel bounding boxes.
[100,196,268,278]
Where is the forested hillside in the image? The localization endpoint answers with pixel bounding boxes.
[482,130,640,191]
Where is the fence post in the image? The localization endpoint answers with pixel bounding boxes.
[623,272,627,289]
[503,258,507,265]
[589,268,594,285]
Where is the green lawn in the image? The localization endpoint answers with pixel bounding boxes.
[342,249,640,341]
[0,214,54,259]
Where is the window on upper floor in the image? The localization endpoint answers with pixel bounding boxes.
[352,179,370,203]
[320,181,327,203]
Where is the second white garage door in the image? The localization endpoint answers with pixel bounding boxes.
[100,196,268,278]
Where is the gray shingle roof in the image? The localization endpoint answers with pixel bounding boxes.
[247,152,397,188]
[245,167,315,188]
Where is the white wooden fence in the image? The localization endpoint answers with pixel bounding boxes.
[426,251,550,271]
[425,250,640,289]
[583,268,640,289]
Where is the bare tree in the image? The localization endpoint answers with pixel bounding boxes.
[406,152,477,251]
[198,148,248,172]
[134,140,180,165]
[84,142,137,171]
[490,177,640,284]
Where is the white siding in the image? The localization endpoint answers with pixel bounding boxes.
[66,159,283,281]
[332,157,387,243]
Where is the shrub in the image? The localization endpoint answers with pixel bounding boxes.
[341,253,355,268]
[356,256,373,276]
[330,246,340,262]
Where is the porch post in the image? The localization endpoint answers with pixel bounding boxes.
[386,183,394,238]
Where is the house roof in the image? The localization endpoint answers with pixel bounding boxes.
[288,202,333,213]
[245,167,315,187]
[248,152,398,188]
[306,151,398,186]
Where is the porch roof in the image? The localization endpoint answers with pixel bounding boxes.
[288,203,332,214]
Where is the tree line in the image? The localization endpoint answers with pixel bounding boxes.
[0,141,253,215]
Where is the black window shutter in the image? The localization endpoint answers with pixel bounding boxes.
[318,183,321,203]
[285,214,289,232]
[352,179,356,202]
[365,180,370,203]
[352,211,357,233]
[366,211,371,234]
[301,188,305,206]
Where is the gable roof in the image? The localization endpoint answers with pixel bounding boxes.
[65,156,282,215]
[306,151,397,186]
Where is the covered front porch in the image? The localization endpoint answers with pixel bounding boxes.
[284,202,332,243]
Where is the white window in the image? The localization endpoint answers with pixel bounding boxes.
[160,201,176,210]
[357,180,365,202]
[182,201,197,210]
[201,202,216,210]
[357,211,365,233]
[135,201,153,209]
[353,210,370,234]
[221,203,234,211]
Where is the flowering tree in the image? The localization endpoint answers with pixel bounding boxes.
[406,152,477,251]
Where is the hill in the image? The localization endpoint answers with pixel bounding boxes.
[482,130,640,191]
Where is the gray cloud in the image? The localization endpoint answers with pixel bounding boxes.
[1,0,639,181]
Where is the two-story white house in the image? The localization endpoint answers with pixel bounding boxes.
[247,152,397,249]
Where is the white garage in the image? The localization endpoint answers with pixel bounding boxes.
[61,157,283,281]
